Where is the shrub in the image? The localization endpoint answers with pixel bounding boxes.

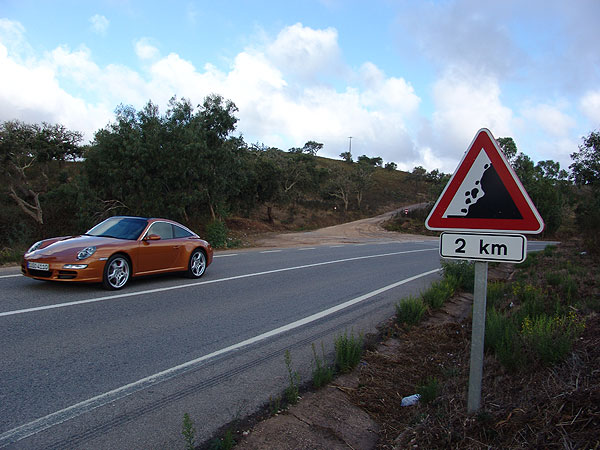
[441,260,475,292]
[417,376,440,404]
[205,220,229,248]
[334,331,363,373]
[182,413,196,450]
[517,252,538,269]
[486,281,508,310]
[422,279,454,309]
[521,312,585,365]
[395,296,427,326]
[545,272,562,286]
[284,350,299,405]
[561,276,578,304]
[311,343,334,389]
[485,308,523,371]
[513,283,546,320]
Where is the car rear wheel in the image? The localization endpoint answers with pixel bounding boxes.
[186,249,206,278]
[103,254,130,290]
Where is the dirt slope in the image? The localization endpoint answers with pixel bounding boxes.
[252,204,433,248]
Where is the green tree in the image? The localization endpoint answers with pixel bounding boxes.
[384,162,397,171]
[511,148,568,236]
[357,155,383,167]
[84,95,243,224]
[327,167,354,212]
[570,130,600,252]
[353,161,374,210]
[0,120,82,226]
[570,131,600,186]
[497,136,518,163]
[340,151,352,163]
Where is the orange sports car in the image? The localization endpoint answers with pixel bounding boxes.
[21,216,213,290]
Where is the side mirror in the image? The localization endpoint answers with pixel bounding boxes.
[147,234,161,241]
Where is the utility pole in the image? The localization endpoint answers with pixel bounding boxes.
[348,136,352,157]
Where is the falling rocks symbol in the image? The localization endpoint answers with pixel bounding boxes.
[449,163,522,220]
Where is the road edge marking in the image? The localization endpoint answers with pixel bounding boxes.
[1,249,436,318]
[0,267,440,447]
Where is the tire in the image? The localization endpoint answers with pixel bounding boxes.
[186,249,206,278]
[103,254,130,290]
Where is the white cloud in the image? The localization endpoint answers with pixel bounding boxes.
[267,23,343,81]
[0,21,419,166]
[580,90,600,125]
[0,42,110,140]
[430,68,513,164]
[135,38,160,61]
[521,103,576,138]
[89,14,109,35]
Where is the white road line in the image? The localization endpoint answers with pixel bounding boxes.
[329,245,344,248]
[260,250,282,254]
[0,248,437,318]
[0,274,21,279]
[297,247,316,251]
[0,267,441,447]
[214,254,238,258]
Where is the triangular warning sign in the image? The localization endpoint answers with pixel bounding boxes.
[426,128,544,234]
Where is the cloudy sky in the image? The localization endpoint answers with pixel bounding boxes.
[1,0,599,173]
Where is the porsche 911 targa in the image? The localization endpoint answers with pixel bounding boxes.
[22,216,213,289]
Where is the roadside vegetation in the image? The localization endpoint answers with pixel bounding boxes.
[0,97,446,260]
[4,95,598,260]
[353,241,599,449]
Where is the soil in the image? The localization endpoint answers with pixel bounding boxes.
[238,203,434,249]
[216,210,600,450]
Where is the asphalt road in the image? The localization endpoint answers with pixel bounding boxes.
[0,238,551,449]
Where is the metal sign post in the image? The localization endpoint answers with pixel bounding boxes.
[467,261,488,413]
[426,128,545,414]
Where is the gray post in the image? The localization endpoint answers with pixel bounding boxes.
[468,261,488,413]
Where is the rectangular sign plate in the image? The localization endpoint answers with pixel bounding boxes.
[440,232,527,263]
[27,261,50,271]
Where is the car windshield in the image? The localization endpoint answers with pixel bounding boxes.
[86,217,148,240]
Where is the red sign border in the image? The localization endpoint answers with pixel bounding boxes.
[425,128,544,234]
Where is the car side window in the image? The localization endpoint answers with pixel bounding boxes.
[147,222,174,240]
[173,224,192,238]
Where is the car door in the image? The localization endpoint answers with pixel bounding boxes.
[136,222,182,274]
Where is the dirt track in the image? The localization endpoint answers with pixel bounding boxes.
[252,204,435,248]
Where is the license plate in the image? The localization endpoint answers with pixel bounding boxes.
[28,262,49,271]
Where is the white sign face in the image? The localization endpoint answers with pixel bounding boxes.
[440,232,527,263]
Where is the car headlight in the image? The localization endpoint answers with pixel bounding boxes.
[27,241,43,253]
[77,246,96,260]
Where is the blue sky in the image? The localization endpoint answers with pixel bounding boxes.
[1,0,599,173]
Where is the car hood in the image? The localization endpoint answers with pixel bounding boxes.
[28,235,129,258]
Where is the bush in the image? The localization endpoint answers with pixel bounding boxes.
[395,296,427,326]
[334,331,363,373]
[485,308,523,371]
[486,281,508,310]
[417,376,440,404]
[422,279,454,309]
[441,260,475,292]
[513,283,546,320]
[284,350,299,405]
[521,312,585,365]
[517,252,538,269]
[311,343,334,388]
[205,220,229,248]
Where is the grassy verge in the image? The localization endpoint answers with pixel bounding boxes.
[353,240,599,449]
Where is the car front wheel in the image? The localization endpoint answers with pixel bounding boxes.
[186,249,206,278]
[103,254,130,290]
